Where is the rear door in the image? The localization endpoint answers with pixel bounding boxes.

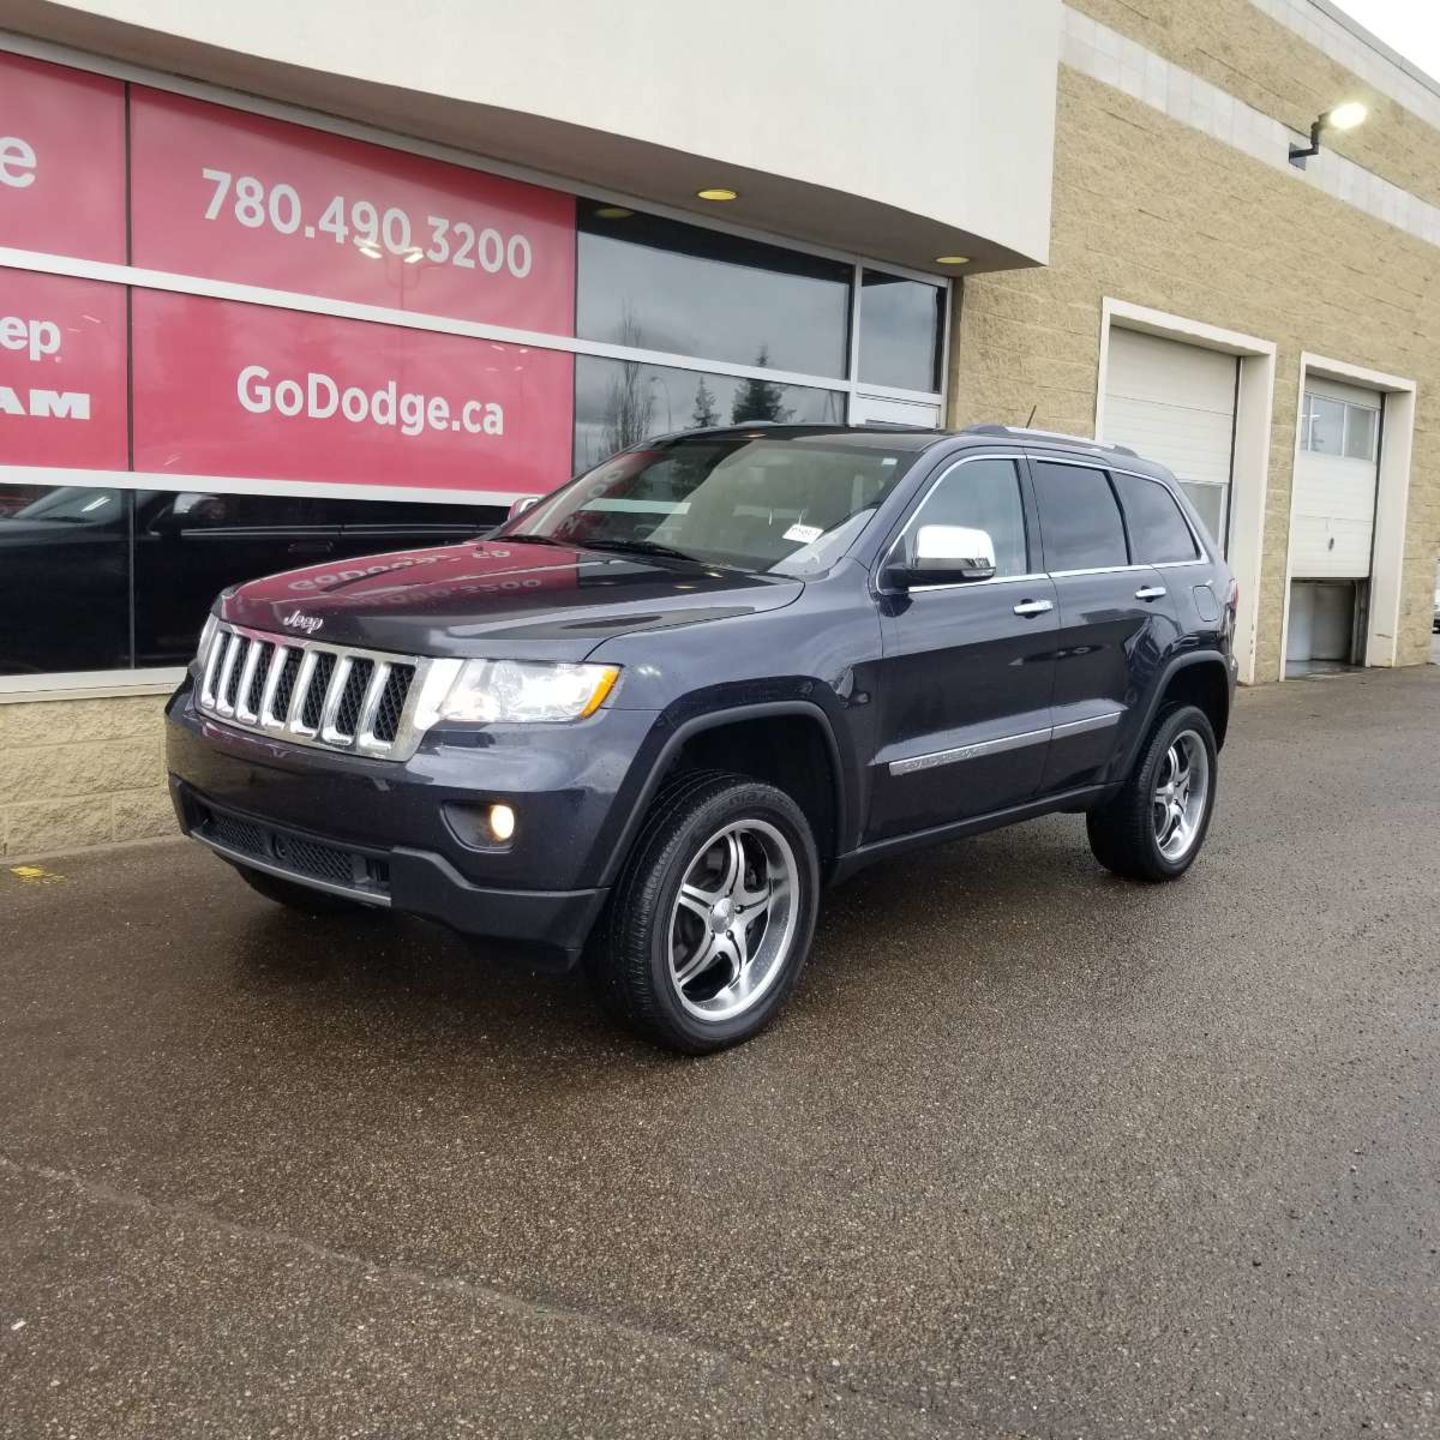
[1029,458,1171,794]
[868,454,1059,841]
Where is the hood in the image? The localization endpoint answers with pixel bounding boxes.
[220,539,803,659]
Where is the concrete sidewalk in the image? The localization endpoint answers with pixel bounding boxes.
[3,666,1439,1437]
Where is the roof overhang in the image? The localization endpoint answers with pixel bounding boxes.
[5,0,1060,276]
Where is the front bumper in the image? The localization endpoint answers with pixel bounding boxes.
[172,781,607,966]
[166,682,661,966]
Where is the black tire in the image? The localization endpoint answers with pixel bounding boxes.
[587,770,820,1054]
[1086,704,1218,882]
[234,863,383,918]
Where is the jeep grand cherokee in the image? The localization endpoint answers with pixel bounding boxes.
[167,424,1237,1053]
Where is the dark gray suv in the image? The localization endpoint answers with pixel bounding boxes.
[167,424,1238,1052]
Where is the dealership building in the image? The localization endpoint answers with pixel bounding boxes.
[0,0,1436,854]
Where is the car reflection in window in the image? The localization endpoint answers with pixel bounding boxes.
[0,484,504,675]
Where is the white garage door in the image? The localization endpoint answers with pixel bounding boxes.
[1103,328,1238,550]
[1290,375,1381,579]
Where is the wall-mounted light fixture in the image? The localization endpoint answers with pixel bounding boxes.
[1288,101,1368,168]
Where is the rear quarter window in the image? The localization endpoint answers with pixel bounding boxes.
[1113,473,1201,564]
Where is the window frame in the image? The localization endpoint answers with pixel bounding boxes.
[1027,457,1133,576]
[878,451,1042,592]
[1110,470,1204,566]
[1301,388,1380,463]
[1017,451,1211,576]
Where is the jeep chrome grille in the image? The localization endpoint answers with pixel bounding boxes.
[196,622,449,761]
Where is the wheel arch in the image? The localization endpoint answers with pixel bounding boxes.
[1123,653,1232,775]
[598,702,849,888]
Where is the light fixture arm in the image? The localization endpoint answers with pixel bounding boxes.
[1289,103,1366,169]
[1288,116,1325,168]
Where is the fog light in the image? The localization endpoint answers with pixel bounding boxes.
[488,804,517,843]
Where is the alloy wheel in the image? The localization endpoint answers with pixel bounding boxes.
[667,819,800,1022]
[1152,729,1211,861]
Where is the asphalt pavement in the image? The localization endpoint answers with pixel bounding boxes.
[3,666,1439,1438]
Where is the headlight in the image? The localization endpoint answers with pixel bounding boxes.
[438,660,620,724]
[194,611,219,668]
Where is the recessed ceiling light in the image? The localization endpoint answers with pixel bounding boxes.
[697,187,738,202]
[935,255,971,266]
[594,205,634,220]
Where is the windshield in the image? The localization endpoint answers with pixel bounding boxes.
[500,436,918,576]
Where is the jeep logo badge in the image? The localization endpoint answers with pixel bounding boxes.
[282,610,324,634]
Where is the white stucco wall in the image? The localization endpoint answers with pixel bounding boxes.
[7,0,1060,269]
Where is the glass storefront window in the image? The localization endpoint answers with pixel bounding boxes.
[577,201,853,378]
[858,270,944,392]
[573,356,848,472]
[1,46,952,685]
[0,485,132,675]
[0,485,502,674]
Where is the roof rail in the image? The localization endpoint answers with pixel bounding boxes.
[963,423,1138,458]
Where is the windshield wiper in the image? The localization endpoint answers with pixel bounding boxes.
[576,537,706,564]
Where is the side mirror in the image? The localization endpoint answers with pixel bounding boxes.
[898,523,997,586]
[508,495,542,521]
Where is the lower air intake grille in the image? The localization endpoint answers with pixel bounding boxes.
[192,802,390,899]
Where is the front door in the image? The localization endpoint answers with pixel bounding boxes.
[868,455,1058,842]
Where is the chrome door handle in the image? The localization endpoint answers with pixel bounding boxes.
[1135,585,1167,601]
[1013,599,1054,617]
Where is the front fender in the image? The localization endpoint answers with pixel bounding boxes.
[588,695,854,890]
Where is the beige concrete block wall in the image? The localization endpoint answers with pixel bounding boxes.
[0,696,172,857]
[1069,0,1440,206]
[950,61,1439,682]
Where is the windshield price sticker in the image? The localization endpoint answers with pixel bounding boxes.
[0,269,128,469]
[130,290,574,496]
[130,87,577,335]
[0,52,126,261]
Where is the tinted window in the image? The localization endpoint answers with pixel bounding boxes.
[573,355,847,471]
[858,270,944,392]
[577,200,852,378]
[1113,473,1200,563]
[0,486,132,675]
[1032,462,1128,571]
[912,458,1028,577]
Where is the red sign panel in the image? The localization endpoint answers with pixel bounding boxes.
[130,88,576,335]
[0,52,127,262]
[130,290,573,496]
[0,268,128,468]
